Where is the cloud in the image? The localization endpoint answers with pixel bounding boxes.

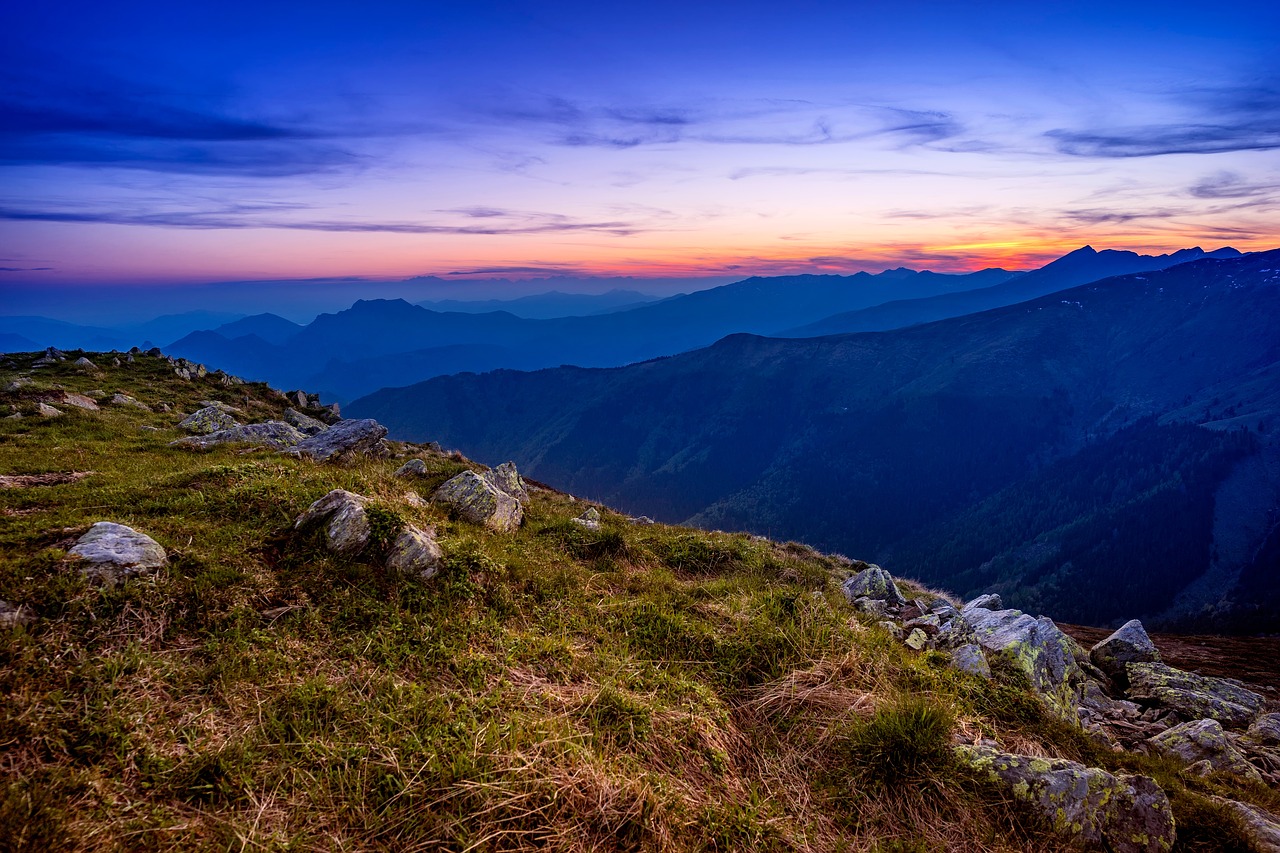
[1047,80,1280,158]
[1188,171,1280,200]
[0,205,643,236]
[444,265,585,276]
[0,266,53,272]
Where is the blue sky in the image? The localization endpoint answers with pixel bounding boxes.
[2,0,1278,285]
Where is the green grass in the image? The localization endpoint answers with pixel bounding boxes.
[0,349,1273,852]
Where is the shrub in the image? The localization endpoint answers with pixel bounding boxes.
[841,697,955,788]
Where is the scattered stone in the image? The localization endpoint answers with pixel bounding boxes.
[74,356,98,369]
[1091,619,1160,684]
[37,403,63,417]
[1246,713,1280,746]
[1214,799,1280,851]
[395,459,428,478]
[294,489,371,555]
[68,521,167,583]
[1148,719,1263,783]
[878,620,904,640]
[403,491,426,507]
[964,593,1002,612]
[432,470,523,532]
[199,400,243,414]
[171,421,305,451]
[179,406,242,434]
[283,407,329,436]
[629,515,656,525]
[0,599,35,629]
[483,461,528,503]
[904,627,929,650]
[1127,662,1265,728]
[572,507,603,530]
[285,418,387,462]
[385,525,443,579]
[43,391,100,411]
[109,392,151,411]
[949,643,992,678]
[966,606,1088,719]
[841,565,907,605]
[854,598,891,618]
[286,390,310,408]
[956,744,1175,853]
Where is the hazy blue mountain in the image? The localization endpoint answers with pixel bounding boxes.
[0,316,130,351]
[204,313,304,346]
[118,310,246,347]
[348,251,1280,630]
[784,246,1241,337]
[417,289,664,318]
[0,333,41,353]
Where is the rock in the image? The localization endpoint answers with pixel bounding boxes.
[1246,713,1280,746]
[385,525,443,579]
[403,491,426,507]
[949,643,991,678]
[1091,619,1160,684]
[840,565,906,605]
[484,461,528,503]
[965,607,1088,719]
[294,489,371,556]
[1127,662,1264,728]
[1214,799,1280,851]
[878,620,904,640]
[963,593,1002,612]
[198,400,243,414]
[432,470,523,532]
[930,600,960,619]
[179,406,241,434]
[956,744,1175,853]
[0,599,35,629]
[171,421,305,450]
[109,393,151,411]
[283,407,328,436]
[74,356,97,369]
[904,627,929,650]
[854,598,891,618]
[394,459,428,478]
[68,522,167,583]
[285,418,387,462]
[37,403,63,417]
[44,391,99,411]
[934,613,979,650]
[572,507,602,530]
[629,515,656,525]
[1148,719,1263,783]
[285,390,309,408]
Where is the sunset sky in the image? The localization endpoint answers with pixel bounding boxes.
[3,0,1278,287]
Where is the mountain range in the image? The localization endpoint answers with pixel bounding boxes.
[347,250,1280,631]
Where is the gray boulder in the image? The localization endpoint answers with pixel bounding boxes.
[572,507,603,530]
[841,565,906,605]
[294,489,371,555]
[484,461,528,503]
[1214,799,1280,851]
[0,599,35,629]
[956,744,1175,853]
[69,522,167,583]
[1148,719,1262,783]
[385,525,443,579]
[394,459,428,478]
[44,391,99,411]
[965,606,1088,719]
[1091,619,1160,683]
[74,356,98,369]
[179,406,242,435]
[109,393,151,411]
[37,403,63,417]
[1246,712,1280,746]
[171,421,305,450]
[285,418,387,462]
[963,593,1002,612]
[1127,662,1264,728]
[283,407,329,436]
[432,471,523,532]
[949,643,991,678]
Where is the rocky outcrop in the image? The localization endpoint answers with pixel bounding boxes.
[285,418,387,462]
[1148,719,1263,782]
[385,526,443,579]
[1091,619,1160,684]
[956,744,1175,853]
[1247,713,1280,746]
[964,604,1089,720]
[68,522,167,583]
[1215,799,1280,851]
[294,489,371,555]
[484,461,528,504]
[283,407,328,436]
[171,421,305,450]
[841,565,906,605]
[179,405,241,434]
[432,471,523,532]
[950,643,991,678]
[1127,662,1264,728]
[572,507,603,530]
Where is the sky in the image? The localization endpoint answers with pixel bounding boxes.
[2,0,1279,290]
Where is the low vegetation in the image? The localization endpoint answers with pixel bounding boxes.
[0,351,1273,851]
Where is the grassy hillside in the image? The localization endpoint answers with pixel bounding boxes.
[2,351,1276,851]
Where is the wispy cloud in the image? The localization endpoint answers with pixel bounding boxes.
[0,266,54,272]
[1188,171,1280,199]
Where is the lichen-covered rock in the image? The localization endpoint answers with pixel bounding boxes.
[949,643,991,678]
[283,407,329,436]
[171,421,305,450]
[42,391,100,411]
[877,620,904,640]
[385,525,443,579]
[179,406,242,434]
[432,470,523,532]
[572,507,602,530]
[1148,719,1263,782]
[198,400,242,414]
[109,393,151,411]
[955,744,1175,853]
[294,489,371,556]
[285,418,387,462]
[483,461,528,504]
[37,403,63,417]
[1246,713,1280,746]
[1214,799,1280,851]
[904,627,929,650]
[965,607,1088,720]
[69,521,167,583]
[1091,619,1160,683]
[1127,662,1264,728]
[74,356,98,369]
[841,565,907,605]
[0,599,35,629]
[394,459,428,478]
[963,593,1002,612]
[933,612,978,650]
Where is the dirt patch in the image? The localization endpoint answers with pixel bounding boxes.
[0,471,94,488]
[1061,623,1280,698]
